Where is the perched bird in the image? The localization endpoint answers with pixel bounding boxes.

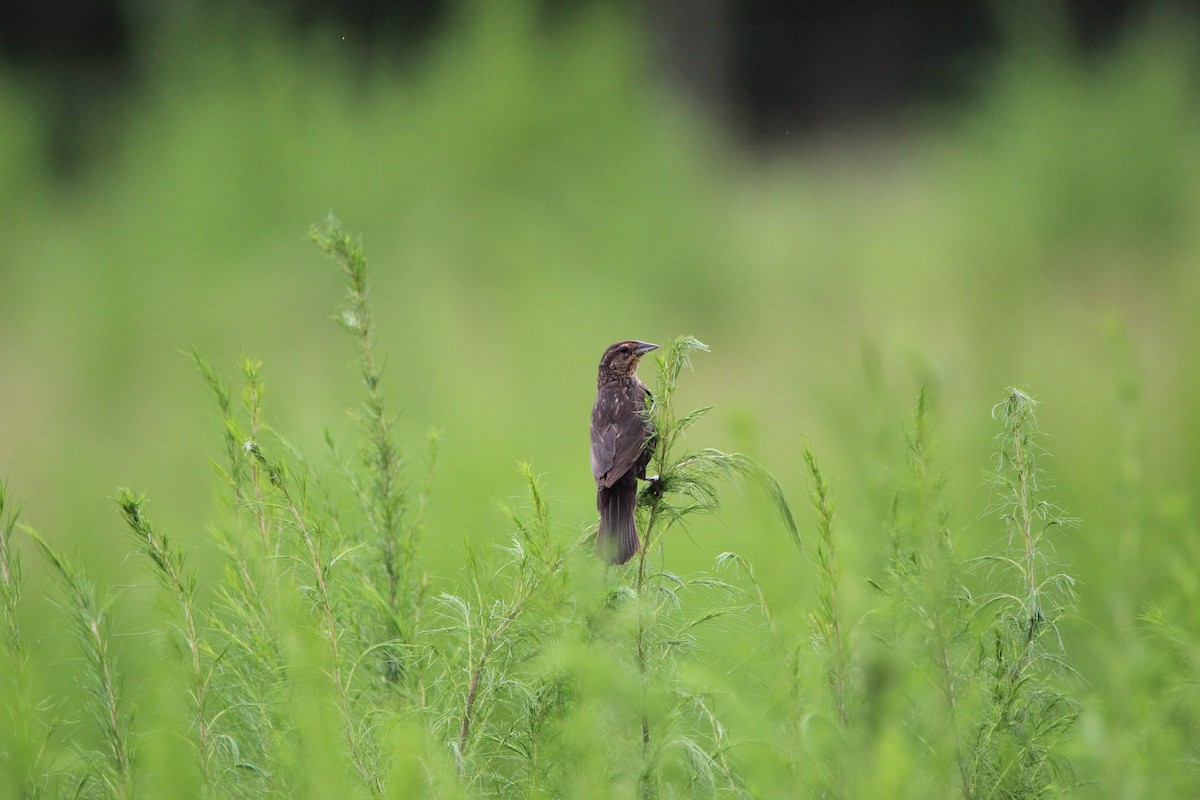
[590,340,659,564]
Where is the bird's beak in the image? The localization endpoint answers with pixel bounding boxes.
[634,341,659,356]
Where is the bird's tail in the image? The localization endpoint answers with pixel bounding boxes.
[597,478,640,565]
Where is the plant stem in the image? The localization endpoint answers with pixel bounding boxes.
[117,490,213,788]
[633,497,662,798]
[265,460,380,797]
[27,529,132,799]
[457,599,525,760]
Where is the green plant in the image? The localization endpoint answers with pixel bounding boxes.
[967,389,1079,798]
[0,225,1100,800]
[879,387,974,797]
[1,482,52,800]
[26,528,133,799]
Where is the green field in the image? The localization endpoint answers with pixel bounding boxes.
[2,5,1200,797]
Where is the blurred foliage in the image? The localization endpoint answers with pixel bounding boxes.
[1,2,1200,796]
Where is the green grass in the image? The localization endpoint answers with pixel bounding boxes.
[2,226,1092,798]
[2,3,1200,797]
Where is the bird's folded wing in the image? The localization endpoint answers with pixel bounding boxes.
[591,421,647,489]
[590,423,616,486]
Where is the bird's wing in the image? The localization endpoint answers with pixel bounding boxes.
[590,422,618,485]
[591,384,652,488]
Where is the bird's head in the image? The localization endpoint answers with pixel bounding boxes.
[598,340,658,380]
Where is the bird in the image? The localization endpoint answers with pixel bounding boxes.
[590,340,659,565]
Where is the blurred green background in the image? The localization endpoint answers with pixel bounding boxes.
[2,2,1200,791]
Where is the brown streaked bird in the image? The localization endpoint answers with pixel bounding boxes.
[591,340,658,565]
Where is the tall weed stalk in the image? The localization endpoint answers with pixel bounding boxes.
[26,529,133,799]
[311,221,429,691]
[437,463,571,793]
[117,490,214,793]
[879,387,974,796]
[797,439,854,798]
[1,483,52,800]
[969,388,1079,797]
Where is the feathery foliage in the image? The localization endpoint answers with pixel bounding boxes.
[116,489,215,792]
[966,389,1079,798]
[1,482,52,800]
[26,528,133,799]
[0,483,22,658]
[0,226,1099,799]
[312,219,426,688]
[877,386,975,797]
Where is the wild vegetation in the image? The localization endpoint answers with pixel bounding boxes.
[2,5,1200,797]
[0,223,1096,798]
